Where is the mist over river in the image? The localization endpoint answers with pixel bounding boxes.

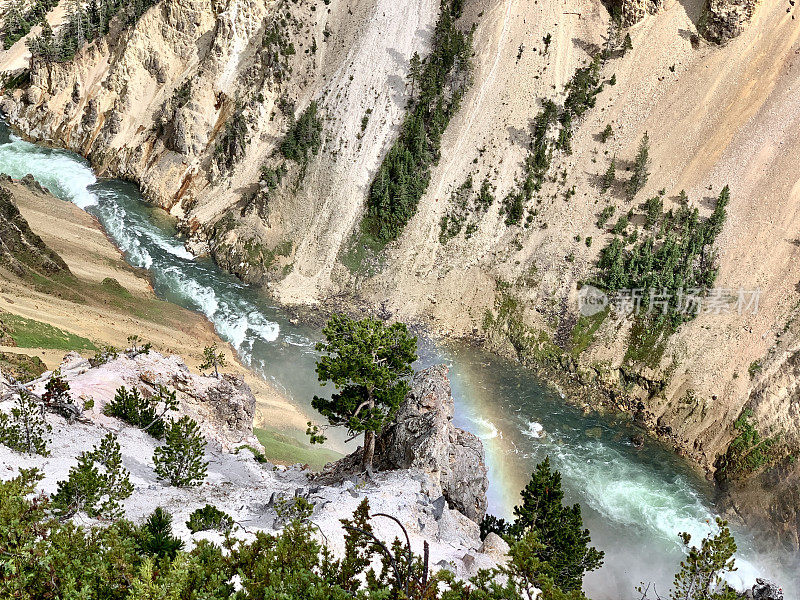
[0,122,795,599]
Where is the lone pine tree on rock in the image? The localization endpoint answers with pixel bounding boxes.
[307,314,417,472]
[200,343,227,378]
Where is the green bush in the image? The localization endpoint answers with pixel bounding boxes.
[52,433,133,518]
[0,391,51,455]
[139,507,184,559]
[596,205,615,228]
[187,504,234,534]
[153,416,208,487]
[89,344,119,367]
[103,385,178,439]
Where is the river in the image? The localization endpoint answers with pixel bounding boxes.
[0,122,794,599]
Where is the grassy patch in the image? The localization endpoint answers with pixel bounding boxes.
[483,286,561,364]
[715,409,781,481]
[100,277,134,300]
[254,427,342,471]
[570,307,609,356]
[340,230,386,276]
[623,318,669,369]
[0,312,96,351]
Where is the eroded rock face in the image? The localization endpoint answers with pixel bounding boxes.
[617,0,664,27]
[376,365,489,523]
[318,365,489,523]
[701,0,759,43]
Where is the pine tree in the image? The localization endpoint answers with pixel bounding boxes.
[408,51,422,98]
[703,185,730,245]
[199,344,227,378]
[153,416,208,487]
[639,518,738,600]
[508,458,604,592]
[622,32,633,55]
[601,157,616,192]
[0,391,51,456]
[139,507,185,559]
[52,433,133,518]
[307,315,417,472]
[627,132,650,200]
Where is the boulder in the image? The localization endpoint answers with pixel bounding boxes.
[480,532,511,562]
[701,0,759,43]
[376,365,489,523]
[747,578,784,600]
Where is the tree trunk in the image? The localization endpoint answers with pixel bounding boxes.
[362,430,375,472]
[361,393,376,472]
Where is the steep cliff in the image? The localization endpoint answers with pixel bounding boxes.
[1,0,800,546]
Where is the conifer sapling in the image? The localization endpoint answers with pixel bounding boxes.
[153,416,208,487]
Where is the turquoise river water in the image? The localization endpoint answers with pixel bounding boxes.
[0,122,795,599]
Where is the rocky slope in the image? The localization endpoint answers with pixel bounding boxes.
[0,176,69,276]
[1,0,799,546]
[0,355,501,576]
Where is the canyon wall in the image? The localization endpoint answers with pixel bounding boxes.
[1,0,799,546]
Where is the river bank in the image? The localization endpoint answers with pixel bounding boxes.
[0,120,796,598]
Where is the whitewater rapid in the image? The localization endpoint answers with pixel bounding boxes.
[0,122,794,599]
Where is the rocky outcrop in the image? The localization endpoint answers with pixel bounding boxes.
[0,180,70,278]
[617,0,664,27]
[746,579,785,600]
[322,365,489,523]
[377,365,489,522]
[701,0,759,43]
[27,350,258,450]
[720,458,800,553]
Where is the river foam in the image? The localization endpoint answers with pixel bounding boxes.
[0,121,795,599]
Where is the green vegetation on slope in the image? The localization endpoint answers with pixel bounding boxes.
[0,312,96,351]
[715,408,781,481]
[0,186,71,278]
[360,0,472,246]
[595,186,730,328]
[0,351,47,381]
[254,427,341,470]
[28,0,159,62]
[501,56,604,226]
[1,0,59,50]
